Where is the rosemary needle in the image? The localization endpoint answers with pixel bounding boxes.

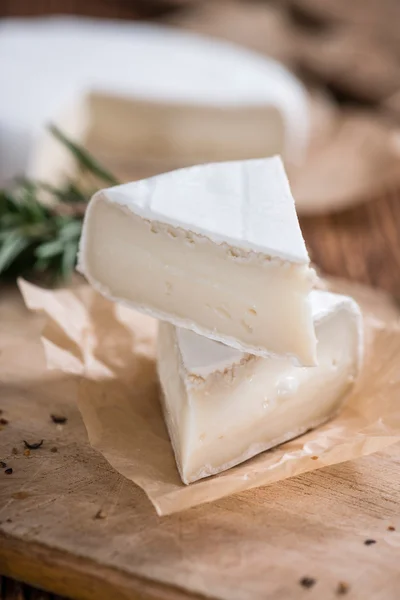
[0,125,119,281]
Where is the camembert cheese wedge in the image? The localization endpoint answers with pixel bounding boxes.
[157,291,363,484]
[79,156,317,365]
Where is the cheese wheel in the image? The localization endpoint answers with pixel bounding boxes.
[0,16,310,185]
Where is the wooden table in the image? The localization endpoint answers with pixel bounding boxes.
[2,184,400,600]
[302,188,400,296]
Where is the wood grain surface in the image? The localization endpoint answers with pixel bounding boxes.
[2,187,400,600]
[1,277,400,600]
[301,188,400,296]
[3,184,400,600]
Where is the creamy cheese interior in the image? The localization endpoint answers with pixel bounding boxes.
[82,198,316,364]
[89,96,287,165]
[157,294,362,484]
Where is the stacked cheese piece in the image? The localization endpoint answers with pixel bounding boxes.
[79,157,363,484]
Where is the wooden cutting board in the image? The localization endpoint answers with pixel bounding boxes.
[2,207,400,600]
[2,2,400,598]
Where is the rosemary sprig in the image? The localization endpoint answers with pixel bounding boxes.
[48,125,118,187]
[0,125,119,281]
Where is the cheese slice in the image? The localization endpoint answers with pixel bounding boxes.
[157,291,363,484]
[79,156,317,364]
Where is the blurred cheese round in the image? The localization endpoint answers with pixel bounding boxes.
[0,16,310,185]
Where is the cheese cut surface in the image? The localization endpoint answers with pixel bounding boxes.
[79,156,317,364]
[157,291,363,484]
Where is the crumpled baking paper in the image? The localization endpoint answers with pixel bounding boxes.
[19,278,400,515]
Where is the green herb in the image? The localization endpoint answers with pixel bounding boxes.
[48,125,118,187]
[0,125,119,281]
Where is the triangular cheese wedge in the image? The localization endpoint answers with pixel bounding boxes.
[157,291,363,484]
[79,156,317,364]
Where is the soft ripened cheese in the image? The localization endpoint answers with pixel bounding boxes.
[157,291,363,484]
[0,17,310,186]
[79,156,317,365]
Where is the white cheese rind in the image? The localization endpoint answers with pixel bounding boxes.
[79,157,317,364]
[82,156,309,261]
[176,328,245,378]
[157,291,363,484]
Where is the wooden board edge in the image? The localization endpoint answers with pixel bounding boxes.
[0,532,208,600]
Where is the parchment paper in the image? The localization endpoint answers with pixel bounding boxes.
[19,278,400,515]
